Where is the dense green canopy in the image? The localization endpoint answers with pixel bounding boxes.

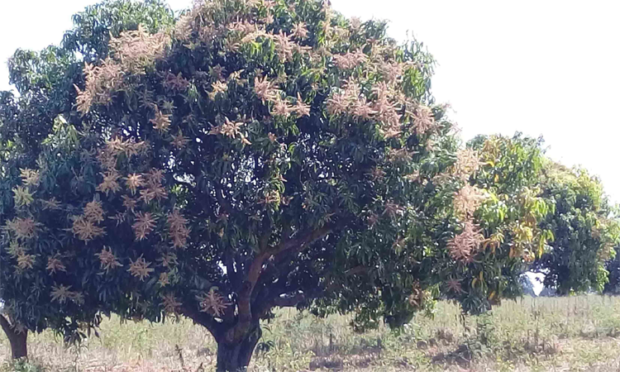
[535,164,620,294]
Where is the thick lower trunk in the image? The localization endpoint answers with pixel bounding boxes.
[0,315,28,359]
[216,325,262,372]
[9,331,28,360]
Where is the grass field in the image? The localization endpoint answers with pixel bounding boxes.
[2,295,620,371]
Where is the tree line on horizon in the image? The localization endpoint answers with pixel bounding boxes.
[0,0,619,370]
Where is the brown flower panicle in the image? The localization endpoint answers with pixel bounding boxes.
[293,93,311,117]
[46,256,67,274]
[453,149,481,181]
[254,76,279,103]
[197,288,231,317]
[16,252,36,270]
[448,220,485,262]
[273,31,295,62]
[5,217,38,240]
[161,293,182,314]
[271,97,293,118]
[150,108,171,132]
[209,117,251,145]
[333,49,367,69]
[383,201,405,219]
[95,247,123,273]
[158,272,171,287]
[413,105,435,135]
[446,278,463,294]
[75,58,122,114]
[72,216,105,242]
[453,185,486,219]
[128,256,154,281]
[108,25,170,74]
[164,72,190,91]
[167,210,190,249]
[97,170,122,195]
[209,81,229,100]
[291,22,308,39]
[171,132,190,149]
[126,174,145,194]
[84,200,105,223]
[122,195,138,212]
[132,212,157,241]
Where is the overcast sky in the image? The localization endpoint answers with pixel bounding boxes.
[1,0,619,201]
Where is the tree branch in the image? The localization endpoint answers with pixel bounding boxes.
[323,265,374,293]
[0,314,13,337]
[273,225,333,259]
[247,225,333,290]
[224,249,239,292]
[180,305,225,342]
[245,252,272,293]
[230,225,334,343]
[344,266,370,277]
[215,184,233,215]
[271,226,335,269]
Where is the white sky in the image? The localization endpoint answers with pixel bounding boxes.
[1,0,619,201]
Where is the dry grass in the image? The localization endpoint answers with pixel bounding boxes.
[3,295,620,371]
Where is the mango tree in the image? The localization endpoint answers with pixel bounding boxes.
[1,0,465,368]
[534,163,620,294]
[0,0,175,359]
[430,134,554,313]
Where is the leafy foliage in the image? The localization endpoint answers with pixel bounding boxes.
[432,134,554,314]
[535,164,620,294]
[0,0,176,345]
[62,0,175,62]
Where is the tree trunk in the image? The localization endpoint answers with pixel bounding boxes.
[8,331,27,359]
[216,324,262,372]
[0,315,28,359]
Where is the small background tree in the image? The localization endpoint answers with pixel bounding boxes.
[535,164,620,294]
[433,134,554,313]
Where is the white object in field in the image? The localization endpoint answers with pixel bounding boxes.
[521,272,545,296]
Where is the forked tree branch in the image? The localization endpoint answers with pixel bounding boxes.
[247,225,333,290]
[231,225,334,343]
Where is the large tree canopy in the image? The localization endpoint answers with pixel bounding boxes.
[0,1,459,368]
[0,0,616,370]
